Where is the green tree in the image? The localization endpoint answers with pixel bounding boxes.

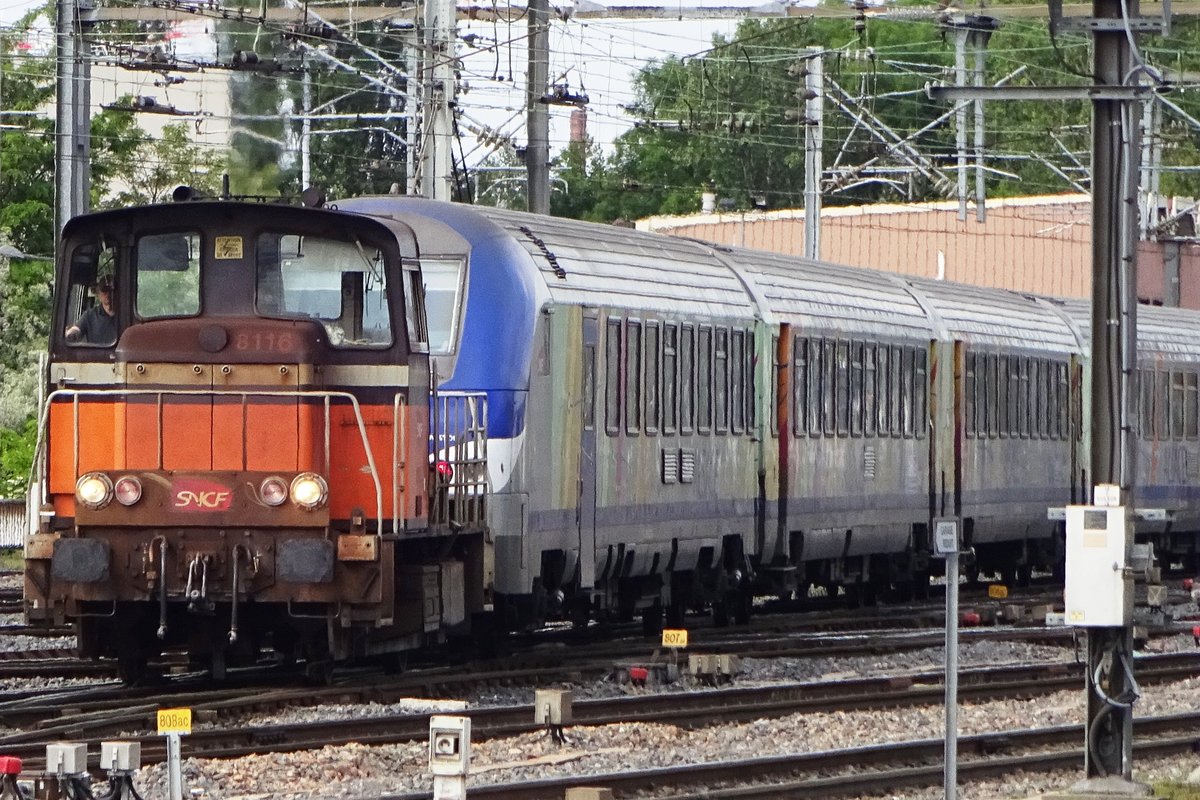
[551,10,1200,221]
[103,120,225,207]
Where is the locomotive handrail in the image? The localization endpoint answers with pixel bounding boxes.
[392,393,406,534]
[429,390,489,529]
[34,387,385,533]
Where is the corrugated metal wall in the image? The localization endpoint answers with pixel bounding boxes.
[0,501,23,548]
[640,194,1200,309]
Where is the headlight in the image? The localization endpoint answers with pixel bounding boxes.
[259,476,288,507]
[114,476,142,506]
[290,473,328,510]
[76,473,113,510]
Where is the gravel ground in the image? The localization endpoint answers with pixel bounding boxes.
[102,631,1200,800]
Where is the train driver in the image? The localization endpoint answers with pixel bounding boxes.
[65,277,117,345]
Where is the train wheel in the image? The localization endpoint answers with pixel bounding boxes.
[641,602,664,636]
[731,591,751,625]
[117,655,159,686]
[712,596,730,627]
[303,660,334,686]
[570,600,591,631]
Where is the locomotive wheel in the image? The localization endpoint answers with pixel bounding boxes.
[712,597,730,627]
[731,591,751,625]
[303,660,334,686]
[641,602,664,636]
[117,655,161,687]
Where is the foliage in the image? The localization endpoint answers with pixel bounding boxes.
[102,121,225,207]
[0,417,37,498]
[221,21,410,199]
[548,10,1200,222]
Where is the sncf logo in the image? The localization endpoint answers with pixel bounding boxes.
[172,478,233,512]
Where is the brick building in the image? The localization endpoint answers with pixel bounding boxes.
[638,194,1200,308]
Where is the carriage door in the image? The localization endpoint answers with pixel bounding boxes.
[578,313,599,589]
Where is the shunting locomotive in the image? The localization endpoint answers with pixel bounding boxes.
[25,198,488,681]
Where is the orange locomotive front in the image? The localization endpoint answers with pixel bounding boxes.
[24,200,488,681]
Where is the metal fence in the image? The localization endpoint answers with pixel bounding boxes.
[0,499,24,547]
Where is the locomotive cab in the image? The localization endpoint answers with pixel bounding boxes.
[25,201,489,681]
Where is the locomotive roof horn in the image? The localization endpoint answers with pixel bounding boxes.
[171,185,205,202]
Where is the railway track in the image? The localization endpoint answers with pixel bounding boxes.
[3,652,1196,772]
[377,713,1200,799]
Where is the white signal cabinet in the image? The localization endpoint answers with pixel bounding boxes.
[1064,505,1132,626]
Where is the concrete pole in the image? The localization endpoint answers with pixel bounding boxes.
[403,25,420,194]
[954,26,967,222]
[55,0,90,238]
[1083,0,1139,784]
[301,69,312,189]
[944,548,959,800]
[526,0,550,215]
[802,49,822,261]
[419,0,456,201]
[972,30,986,223]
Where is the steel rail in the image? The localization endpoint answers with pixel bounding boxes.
[380,715,1200,800]
[4,653,1198,773]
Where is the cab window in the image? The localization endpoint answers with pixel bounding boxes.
[421,257,465,355]
[63,239,120,347]
[255,232,393,348]
[135,232,201,320]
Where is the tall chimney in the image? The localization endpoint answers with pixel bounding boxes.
[570,108,588,143]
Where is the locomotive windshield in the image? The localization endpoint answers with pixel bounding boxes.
[255,232,393,348]
[135,232,201,319]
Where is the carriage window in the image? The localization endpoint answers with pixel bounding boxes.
[850,341,864,437]
[987,353,999,438]
[808,338,823,435]
[731,329,745,434]
[583,343,595,431]
[680,325,695,434]
[605,319,621,436]
[823,339,837,436]
[746,333,756,430]
[1019,357,1031,438]
[1006,356,1019,437]
[996,355,1009,438]
[900,346,914,438]
[256,233,392,348]
[836,340,850,436]
[1171,371,1185,440]
[864,344,877,437]
[714,328,729,433]
[626,320,642,435]
[697,326,713,432]
[1187,372,1199,440]
[420,257,465,355]
[1138,369,1152,439]
[877,344,891,436]
[1057,363,1070,440]
[646,322,660,435]
[892,345,904,437]
[964,352,975,438]
[64,239,121,347]
[1155,370,1169,441]
[915,347,927,439]
[663,324,678,435]
[794,336,808,438]
[136,232,201,321]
